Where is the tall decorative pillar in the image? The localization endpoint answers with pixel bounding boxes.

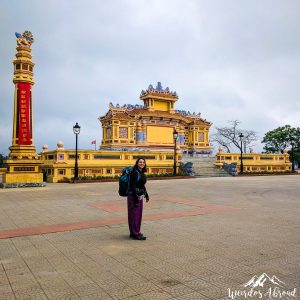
[1,31,45,188]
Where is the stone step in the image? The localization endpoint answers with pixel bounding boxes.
[191,163,217,167]
[182,156,231,177]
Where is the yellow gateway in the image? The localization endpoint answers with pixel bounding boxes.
[41,82,212,182]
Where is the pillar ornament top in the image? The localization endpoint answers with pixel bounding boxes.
[15,31,34,48]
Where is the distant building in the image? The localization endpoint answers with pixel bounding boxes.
[41,82,213,182]
[100,82,212,155]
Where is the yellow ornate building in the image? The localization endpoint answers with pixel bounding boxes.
[100,82,212,155]
[41,83,212,182]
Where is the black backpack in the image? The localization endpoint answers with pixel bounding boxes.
[118,167,141,197]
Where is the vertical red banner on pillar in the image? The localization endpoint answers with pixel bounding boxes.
[17,83,31,145]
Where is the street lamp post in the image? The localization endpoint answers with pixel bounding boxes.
[291,140,295,172]
[173,129,178,176]
[239,133,244,175]
[73,122,81,182]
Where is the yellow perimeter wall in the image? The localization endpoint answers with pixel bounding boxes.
[41,149,181,183]
[215,151,292,173]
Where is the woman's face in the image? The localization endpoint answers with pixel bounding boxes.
[137,159,145,170]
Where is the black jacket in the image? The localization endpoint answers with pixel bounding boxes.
[129,168,149,204]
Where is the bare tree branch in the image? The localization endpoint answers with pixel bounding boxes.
[214,120,258,153]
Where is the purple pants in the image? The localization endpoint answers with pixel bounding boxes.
[127,195,143,236]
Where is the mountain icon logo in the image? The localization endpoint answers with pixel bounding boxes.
[243,273,285,288]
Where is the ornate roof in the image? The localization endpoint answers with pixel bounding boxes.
[100,104,211,126]
[128,108,210,125]
[140,82,178,100]
[99,83,211,126]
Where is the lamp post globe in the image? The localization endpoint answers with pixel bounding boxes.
[73,122,81,182]
[173,129,178,176]
[239,133,244,175]
[73,122,80,135]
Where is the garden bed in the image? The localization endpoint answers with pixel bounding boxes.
[58,175,194,183]
[237,172,298,176]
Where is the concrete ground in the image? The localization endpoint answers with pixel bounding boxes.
[0,175,299,300]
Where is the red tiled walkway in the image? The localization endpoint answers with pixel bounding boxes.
[0,197,239,239]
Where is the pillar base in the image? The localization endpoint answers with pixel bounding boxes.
[2,150,45,188]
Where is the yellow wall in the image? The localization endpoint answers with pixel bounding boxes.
[153,101,168,111]
[146,126,173,144]
[0,168,7,175]
[41,149,181,182]
[215,152,292,173]
[3,172,43,184]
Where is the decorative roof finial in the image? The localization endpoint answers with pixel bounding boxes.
[15,31,34,47]
[140,82,178,98]
[156,82,163,91]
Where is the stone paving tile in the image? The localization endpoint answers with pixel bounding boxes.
[43,288,81,300]
[80,291,113,300]
[201,273,241,288]
[164,272,197,283]
[221,270,257,286]
[0,284,15,297]
[181,265,218,278]
[1,259,27,271]
[13,286,48,300]
[123,295,146,300]
[0,272,10,286]
[283,273,300,293]
[115,274,149,286]
[37,275,73,287]
[136,289,173,299]
[129,281,161,294]
[104,286,139,299]
[95,279,128,292]
[6,271,37,285]
[161,283,195,298]
[175,291,211,300]
[254,260,300,277]
[133,268,168,281]
[72,283,107,297]
[151,277,182,289]
[197,286,228,299]
[184,278,217,291]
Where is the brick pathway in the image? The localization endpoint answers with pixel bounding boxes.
[0,176,299,299]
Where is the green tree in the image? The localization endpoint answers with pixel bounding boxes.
[262,125,300,153]
[0,154,4,167]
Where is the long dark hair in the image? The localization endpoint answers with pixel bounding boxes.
[134,157,147,173]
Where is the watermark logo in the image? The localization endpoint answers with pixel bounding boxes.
[228,273,297,299]
[243,273,285,288]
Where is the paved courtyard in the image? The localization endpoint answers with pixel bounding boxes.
[0,175,299,300]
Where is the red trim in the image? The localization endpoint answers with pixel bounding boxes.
[17,83,31,145]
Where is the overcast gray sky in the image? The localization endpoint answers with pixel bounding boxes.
[1,0,299,155]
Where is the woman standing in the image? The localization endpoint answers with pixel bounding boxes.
[127,158,149,240]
